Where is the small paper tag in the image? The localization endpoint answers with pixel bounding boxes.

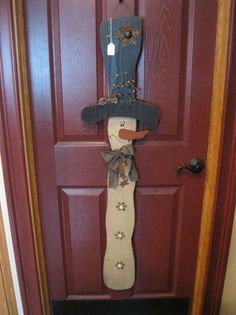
[107,42,115,56]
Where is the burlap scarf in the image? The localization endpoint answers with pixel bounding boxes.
[101,144,138,188]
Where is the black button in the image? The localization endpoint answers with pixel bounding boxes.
[124,31,132,39]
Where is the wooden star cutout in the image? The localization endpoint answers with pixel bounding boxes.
[119,178,129,188]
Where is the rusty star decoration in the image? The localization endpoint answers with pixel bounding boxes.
[115,261,125,270]
[115,23,141,47]
[119,178,129,188]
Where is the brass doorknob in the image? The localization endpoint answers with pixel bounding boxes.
[176,158,205,174]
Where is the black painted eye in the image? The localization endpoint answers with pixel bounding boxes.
[120,121,125,127]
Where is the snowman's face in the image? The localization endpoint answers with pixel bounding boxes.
[108,117,136,150]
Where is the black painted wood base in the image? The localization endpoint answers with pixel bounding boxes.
[52,298,189,315]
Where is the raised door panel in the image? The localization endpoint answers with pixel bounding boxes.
[134,187,180,294]
[52,0,103,140]
[138,0,184,137]
[60,188,106,295]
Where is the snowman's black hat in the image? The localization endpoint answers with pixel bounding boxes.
[81,16,160,130]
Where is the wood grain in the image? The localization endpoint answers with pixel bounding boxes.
[60,188,106,294]
[134,187,179,293]
[103,0,135,19]
[0,207,17,315]
[191,0,233,314]
[1,0,232,313]
[51,0,101,140]
[21,0,219,307]
[142,0,183,136]
[0,267,9,315]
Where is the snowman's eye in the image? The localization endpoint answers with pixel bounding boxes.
[120,121,125,127]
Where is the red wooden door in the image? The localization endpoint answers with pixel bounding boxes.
[24,0,218,301]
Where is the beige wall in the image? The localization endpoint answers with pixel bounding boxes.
[220,205,236,315]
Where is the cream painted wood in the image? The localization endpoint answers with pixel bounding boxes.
[103,117,136,290]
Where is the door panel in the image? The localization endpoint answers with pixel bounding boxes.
[24,0,218,300]
[53,0,101,140]
[134,187,179,293]
[60,188,106,295]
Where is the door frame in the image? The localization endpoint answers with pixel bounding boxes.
[0,204,18,314]
[202,1,236,313]
[0,0,234,314]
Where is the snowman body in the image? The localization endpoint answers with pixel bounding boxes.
[103,117,136,290]
[81,16,160,292]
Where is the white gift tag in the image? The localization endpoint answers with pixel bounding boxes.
[107,42,115,56]
[107,18,115,56]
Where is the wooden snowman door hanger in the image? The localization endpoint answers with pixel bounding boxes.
[82,16,160,291]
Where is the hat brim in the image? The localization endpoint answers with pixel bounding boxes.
[81,101,160,130]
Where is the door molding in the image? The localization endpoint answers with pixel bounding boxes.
[12,0,50,315]
[191,0,233,314]
[0,0,49,314]
[10,0,50,314]
[0,0,233,315]
[0,205,18,315]
[203,0,236,312]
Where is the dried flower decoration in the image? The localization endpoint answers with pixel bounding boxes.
[115,261,125,270]
[115,231,126,240]
[116,202,127,211]
[115,23,141,47]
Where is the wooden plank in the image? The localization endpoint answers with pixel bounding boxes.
[0,267,9,315]
[103,117,136,290]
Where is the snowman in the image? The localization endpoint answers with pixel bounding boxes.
[82,16,160,291]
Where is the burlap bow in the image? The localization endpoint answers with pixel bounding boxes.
[101,144,138,188]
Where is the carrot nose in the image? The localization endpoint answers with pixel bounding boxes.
[119,129,149,140]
